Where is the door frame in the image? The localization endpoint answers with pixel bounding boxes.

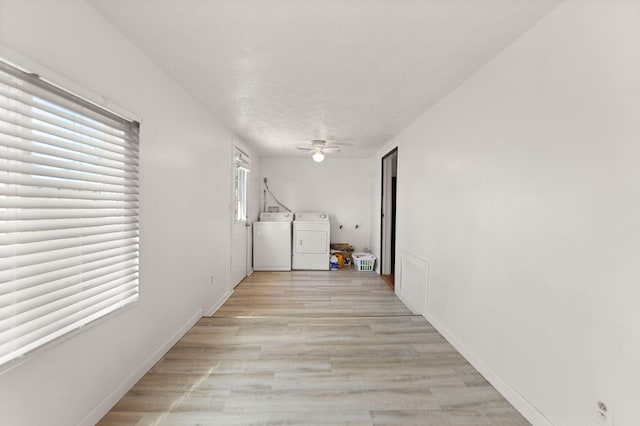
[380,147,398,278]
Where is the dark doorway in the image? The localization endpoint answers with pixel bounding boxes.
[390,176,397,274]
[380,148,398,289]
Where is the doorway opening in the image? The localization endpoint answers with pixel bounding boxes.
[380,148,398,289]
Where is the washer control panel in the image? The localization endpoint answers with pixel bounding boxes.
[259,212,293,222]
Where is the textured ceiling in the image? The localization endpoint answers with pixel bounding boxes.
[87,0,560,158]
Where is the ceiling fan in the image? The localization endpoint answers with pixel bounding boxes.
[296,139,340,162]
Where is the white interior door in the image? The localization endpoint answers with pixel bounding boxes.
[231,221,248,287]
[231,147,250,287]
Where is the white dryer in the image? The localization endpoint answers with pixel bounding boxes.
[253,212,293,271]
[292,212,330,270]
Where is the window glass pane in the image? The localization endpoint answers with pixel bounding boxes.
[233,149,249,223]
[234,166,247,222]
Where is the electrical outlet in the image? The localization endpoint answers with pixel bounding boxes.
[210,275,214,285]
[263,177,267,184]
[595,398,613,426]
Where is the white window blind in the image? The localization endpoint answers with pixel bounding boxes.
[234,148,250,222]
[0,59,140,367]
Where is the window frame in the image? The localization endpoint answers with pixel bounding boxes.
[233,148,250,223]
[0,58,141,368]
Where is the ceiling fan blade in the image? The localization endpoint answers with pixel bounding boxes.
[297,139,344,155]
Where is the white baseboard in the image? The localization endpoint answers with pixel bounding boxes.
[395,290,416,315]
[77,308,203,426]
[205,289,233,317]
[422,311,553,426]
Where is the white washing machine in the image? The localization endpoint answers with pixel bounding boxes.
[253,212,293,271]
[292,212,330,270]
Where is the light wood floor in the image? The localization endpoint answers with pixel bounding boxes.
[99,269,530,425]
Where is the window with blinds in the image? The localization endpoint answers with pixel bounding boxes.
[0,59,140,367]
[234,148,250,222]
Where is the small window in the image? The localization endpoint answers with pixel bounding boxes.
[0,59,140,367]
[234,148,250,222]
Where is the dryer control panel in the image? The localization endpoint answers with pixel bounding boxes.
[294,212,329,222]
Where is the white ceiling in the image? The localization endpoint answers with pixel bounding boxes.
[87,0,560,159]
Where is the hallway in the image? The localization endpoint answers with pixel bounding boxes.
[99,271,529,425]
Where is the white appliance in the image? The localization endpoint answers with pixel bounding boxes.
[253,212,293,271]
[292,212,330,270]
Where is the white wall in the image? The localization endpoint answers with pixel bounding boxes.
[374,1,640,425]
[0,1,255,424]
[261,157,372,251]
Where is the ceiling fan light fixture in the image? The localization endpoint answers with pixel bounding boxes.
[312,151,325,162]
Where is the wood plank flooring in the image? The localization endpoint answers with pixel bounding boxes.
[99,269,529,425]
[381,274,395,290]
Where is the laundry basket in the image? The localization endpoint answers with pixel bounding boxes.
[352,253,376,272]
